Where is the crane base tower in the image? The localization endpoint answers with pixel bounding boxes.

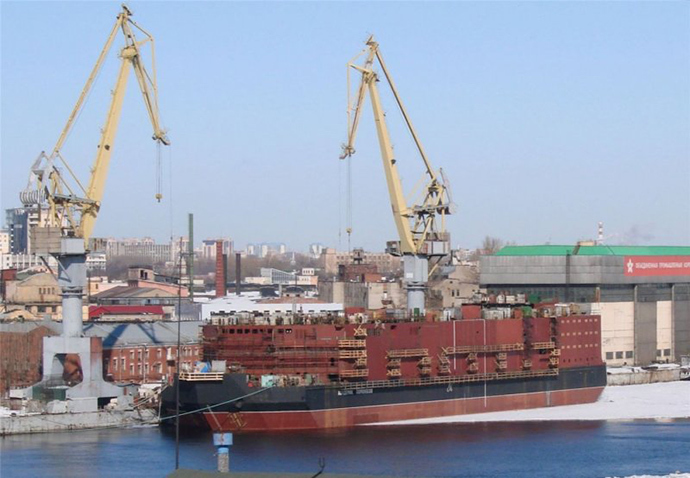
[23,234,123,412]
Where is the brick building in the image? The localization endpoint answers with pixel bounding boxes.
[0,323,56,395]
[0,320,203,396]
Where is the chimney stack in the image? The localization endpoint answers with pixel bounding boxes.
[215,240,227,297]
[235,253,241,296]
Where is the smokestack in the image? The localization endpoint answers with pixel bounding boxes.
[215,240,227,297]
[597,221,604,245]
[188,213,194,299]
[235,252,241,296]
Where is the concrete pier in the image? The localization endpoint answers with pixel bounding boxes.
[0,408,158,436]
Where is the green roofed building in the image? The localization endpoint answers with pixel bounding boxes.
[480,244,690,367]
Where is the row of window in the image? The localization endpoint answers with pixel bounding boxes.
[222,328,293,335]
[562,331,598,337]
[561,318,598,324]
[605,348,673,360]
[109,359,195,376]
[606,351,634,360]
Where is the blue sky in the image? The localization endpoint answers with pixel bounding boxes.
[2,1,689,252]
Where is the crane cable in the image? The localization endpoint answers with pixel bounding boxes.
[338,157,342,250]
[347,155,353,253]
[155,140,163,202]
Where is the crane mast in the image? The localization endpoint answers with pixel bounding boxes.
[341,36,453,315]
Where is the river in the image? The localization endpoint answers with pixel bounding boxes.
[1,420,689,477]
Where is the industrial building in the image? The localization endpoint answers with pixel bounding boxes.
[320,248,402,276]
[202,291,342,322]
[480,245,690,366]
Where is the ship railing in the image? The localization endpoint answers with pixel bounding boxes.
[387,348,429,358]
[179,372,224,382]
[339,369,369,378]
[532,341,556,350]
[337,368,559,391]
[442,343,524,355]
[338,339,367,349]
[339,350,367,359]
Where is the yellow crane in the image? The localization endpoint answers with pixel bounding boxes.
[21,4,169,245]
[20,4,169,342]
[340,36,453,315]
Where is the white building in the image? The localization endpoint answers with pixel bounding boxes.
[0,230,9,255]
[201,291,343,322]
[0,253,57,271]
[86,252,107,271]
[309,243,325,258]
[200,238,233,260]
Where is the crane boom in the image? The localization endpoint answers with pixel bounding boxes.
[22,5,169,244]
[341,36,454,315]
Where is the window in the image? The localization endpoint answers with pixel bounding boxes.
[113,359,118,371]
[625,351,633,359]
[121,358,125,368]
[129,364,134,374]
[157,349,162,359]
[656,349,662,356]
[664,349,671,357]
[615,352,623,359]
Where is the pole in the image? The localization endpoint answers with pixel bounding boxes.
[187,213,194,299]
[175,236,182,469]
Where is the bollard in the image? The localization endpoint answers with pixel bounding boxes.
[213,432,233,473]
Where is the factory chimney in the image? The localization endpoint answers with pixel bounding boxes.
[215,240,227,298]
[235,253,241,296]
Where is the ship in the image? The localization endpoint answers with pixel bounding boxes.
[161,303,606,432]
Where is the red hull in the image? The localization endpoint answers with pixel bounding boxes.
[204,386,605,432]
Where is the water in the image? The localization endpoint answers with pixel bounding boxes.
[1,420,689,477]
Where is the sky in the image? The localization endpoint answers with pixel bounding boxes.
[1,1,689,252]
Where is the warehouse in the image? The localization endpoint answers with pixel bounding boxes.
[480,245,690,366]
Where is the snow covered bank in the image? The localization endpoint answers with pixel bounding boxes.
[374,381,690,426]
[609,474,690,478]
[607,365,683,386]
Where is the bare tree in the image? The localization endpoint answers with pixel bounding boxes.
[481,236,505,255]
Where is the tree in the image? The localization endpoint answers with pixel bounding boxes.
[481,236,505,255]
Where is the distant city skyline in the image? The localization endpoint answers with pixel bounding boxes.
[2,2,688,251]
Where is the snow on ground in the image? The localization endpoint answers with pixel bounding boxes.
[374,381,690,426]
[609,475,690,478]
